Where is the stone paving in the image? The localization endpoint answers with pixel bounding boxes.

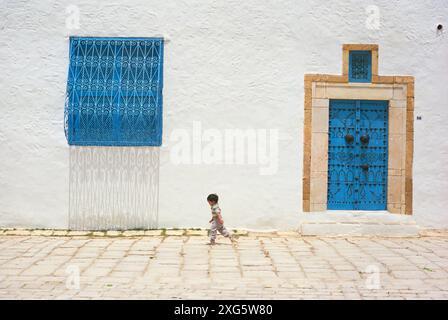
[0,231,448,299]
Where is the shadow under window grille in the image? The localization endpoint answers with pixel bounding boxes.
[69,146,159,230]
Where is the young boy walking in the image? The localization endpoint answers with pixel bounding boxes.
[207,194,233,245]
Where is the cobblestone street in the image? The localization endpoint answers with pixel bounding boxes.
[1,231,448,299]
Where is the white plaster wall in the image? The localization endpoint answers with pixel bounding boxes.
[0,0,447,229]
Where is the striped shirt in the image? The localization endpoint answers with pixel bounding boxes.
[211,204,221,220]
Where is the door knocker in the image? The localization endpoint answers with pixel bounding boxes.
[345,134,354,144]
[361,164,369,171]
[360,134,370,144]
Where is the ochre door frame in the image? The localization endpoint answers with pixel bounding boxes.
[303,44,414,214]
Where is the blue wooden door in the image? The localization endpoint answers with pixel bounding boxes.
[327,100,388,210]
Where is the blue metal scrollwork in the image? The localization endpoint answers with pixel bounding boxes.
[349,50,371,83]
[328,100,388,210]
[64,37,164,146]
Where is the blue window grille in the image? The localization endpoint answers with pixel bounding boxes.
[64,37,164,146]
[348,50,371,83]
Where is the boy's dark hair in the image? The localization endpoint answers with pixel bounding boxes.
[207,194,219,203]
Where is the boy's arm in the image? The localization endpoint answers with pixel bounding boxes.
[209,213,217,223]
[209,206,221,223]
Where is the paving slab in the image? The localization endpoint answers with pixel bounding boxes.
[0,233,448,299]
